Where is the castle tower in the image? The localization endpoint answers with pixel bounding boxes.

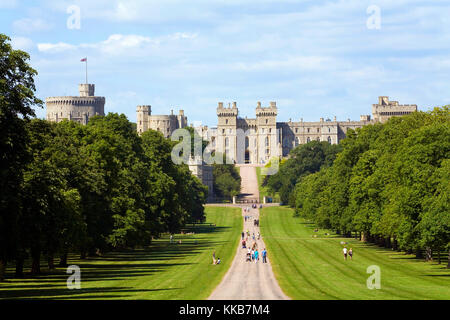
[216,102,238,163]
[78,84,95,97]
[46,83,105,125]
[256,101,279,163]
[372,96,417,123]
[136,105,151,135]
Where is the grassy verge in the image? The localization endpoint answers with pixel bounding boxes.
[0,206,242,300]
[260,206,450,300]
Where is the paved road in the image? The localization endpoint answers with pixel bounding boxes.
[208,166,289,300]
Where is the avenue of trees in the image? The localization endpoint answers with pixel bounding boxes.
[271,108,449,266]
[0,34,207,280]
[264,141,343,205]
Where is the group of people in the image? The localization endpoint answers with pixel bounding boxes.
[246,245,267,263]
[343,247,353,260]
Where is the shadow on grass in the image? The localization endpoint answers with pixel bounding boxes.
[0,223,234,299]
[0,285,181,300]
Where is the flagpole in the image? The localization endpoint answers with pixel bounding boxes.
[85,58,88,84]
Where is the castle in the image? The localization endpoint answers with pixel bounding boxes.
[46,84,105,124]
[194,96,417,164]
[136,105,187,138]
[45,86,417,201]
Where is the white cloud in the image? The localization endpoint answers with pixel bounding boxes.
[11,36,34,51]
[37,42,76,53]
[12,18,53,34]
[37,33,198,55]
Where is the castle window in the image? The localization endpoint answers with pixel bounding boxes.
[295,128,298,133]
[225,137,229,147]
[317,128,320,133]
[262,128,265,133]
[307,128,310,133]
[269,128,272,133]
[266,119,268,124]
[265,136,269,147]
[307,137,310,143]
[327,136,332,144]
[222,129,225,134]
[295,137,299,146]
[266,148,269,155]
[328,128,331,132]
[226,119,228,124]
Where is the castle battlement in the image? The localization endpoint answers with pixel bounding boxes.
[45,83,105,125]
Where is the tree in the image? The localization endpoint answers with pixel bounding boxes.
[0,34,42,280]
[213,155,241,200]
[266,141,342,205]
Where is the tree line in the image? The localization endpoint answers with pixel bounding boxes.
[0,34,207,280]
[267,107,450,267]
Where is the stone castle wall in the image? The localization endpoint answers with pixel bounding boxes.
[46,84,105,124]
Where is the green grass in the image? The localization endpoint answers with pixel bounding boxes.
[0,206,242,300]
[255,166,280,203]
[260,206,450,300]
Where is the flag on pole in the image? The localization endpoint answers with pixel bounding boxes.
[81,58,88,84]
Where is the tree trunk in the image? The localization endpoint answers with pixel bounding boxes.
[393,237,398,251]
[361,232,366,242]
[438,249,441,264]
[15,257,24,278]
[59,252,68,267]
[425,247,433,261]
[30,246,41,275]
[384,237,391,248]
[0,259,6,281]
[47,253,55,270]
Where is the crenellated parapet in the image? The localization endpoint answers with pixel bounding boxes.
[45,83,105,125]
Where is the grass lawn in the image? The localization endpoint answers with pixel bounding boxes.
[255,167,280,203]
[260,206,450,300]
[0,206,242,300]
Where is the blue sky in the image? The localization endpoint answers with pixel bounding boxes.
[1,0,449,126]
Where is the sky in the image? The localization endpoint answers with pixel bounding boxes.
[1,0,449,126]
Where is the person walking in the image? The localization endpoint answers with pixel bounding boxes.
[343,247,348,260]
[349,248,353,260]
[254,249,259,263]
[262,248,267,263]
[241,231,245,240]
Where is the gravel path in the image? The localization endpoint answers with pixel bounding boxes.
[208,166,289,300]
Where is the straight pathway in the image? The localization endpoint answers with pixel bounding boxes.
[208,166,289,300]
